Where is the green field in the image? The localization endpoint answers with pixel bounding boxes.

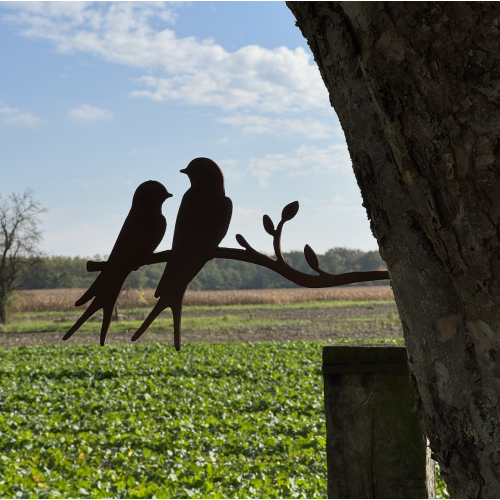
[0,340,334,498]
[0,301,448,498]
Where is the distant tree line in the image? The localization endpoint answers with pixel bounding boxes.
[19,247,388,291]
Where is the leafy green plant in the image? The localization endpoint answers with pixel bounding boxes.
[436,463,449,499]
[0,337,444,499]
[0,341,330,498]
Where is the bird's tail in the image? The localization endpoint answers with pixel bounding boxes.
[131,299,165,342]
[171,302,182,352]
[63,271,127,343]
[75,275,102,307]
[132,297,183,350]
[62,300,101,341]
[99,304,115,347]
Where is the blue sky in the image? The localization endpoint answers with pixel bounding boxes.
[0,1,378,258]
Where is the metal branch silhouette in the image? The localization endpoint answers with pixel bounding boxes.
[87,201,389,288]
[65,158,390,350]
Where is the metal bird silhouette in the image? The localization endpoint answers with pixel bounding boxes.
[63,180,172,346]
[132,158,233,350]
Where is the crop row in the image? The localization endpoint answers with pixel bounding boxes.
[0,340,330,498]
[15,286,394,313]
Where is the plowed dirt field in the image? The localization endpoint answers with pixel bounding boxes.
[0,301,402,349]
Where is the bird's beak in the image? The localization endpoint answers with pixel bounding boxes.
[180,168,188,174]
[165,192,173,199]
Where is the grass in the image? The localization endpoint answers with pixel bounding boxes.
[2,306,400,335]
[2,315,301,334]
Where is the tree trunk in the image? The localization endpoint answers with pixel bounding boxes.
[287,2,500,497]
[0,295,7,325]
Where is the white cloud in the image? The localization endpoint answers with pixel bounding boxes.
[248,144,353,187]
[232,205,265,223]
[317,205,365,215]
[0,106,18,115]
[0,104,45,127]
[218,159,247,181]
[129,45,328,112]
[217,115,333,139]
[69,104,114,122]
[3,2,329,113]
[217,136,229,145]
[332,195,347,204]
[316,197,366,215]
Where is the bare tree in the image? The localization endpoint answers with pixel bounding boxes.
[287,2,500,497]
[0,189,46,323]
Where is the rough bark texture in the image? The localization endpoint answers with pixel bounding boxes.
[287,2,500,498]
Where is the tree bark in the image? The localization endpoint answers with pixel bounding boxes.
[287,2,500,497]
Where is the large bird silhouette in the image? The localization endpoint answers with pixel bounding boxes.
[63,180,172,346]
[132,158,233,350]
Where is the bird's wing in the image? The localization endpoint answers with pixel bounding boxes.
[170,190,200,249]
[211,195,232,245]
[134,190,232,349]
[153,191,233,294]
[65,212,166,345]
[73,210,165,308]
[170,191,232,250]
[74,274,103,307]
[154,190,228,295]
[109,212,166,268]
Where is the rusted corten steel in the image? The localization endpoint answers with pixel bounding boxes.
[64,158,390,350]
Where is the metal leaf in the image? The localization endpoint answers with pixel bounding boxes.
[236,234,250,249]
[304,244,321,273]
[281,201,299,222]
[263,215,275,236]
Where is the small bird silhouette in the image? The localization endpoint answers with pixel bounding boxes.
[132,158,233,350]
[63,180,172,346]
